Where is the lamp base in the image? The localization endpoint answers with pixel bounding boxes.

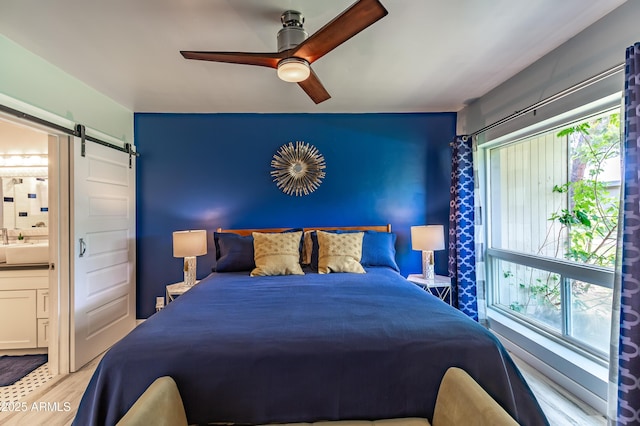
[183,256,197,287]
[421,250,435,280]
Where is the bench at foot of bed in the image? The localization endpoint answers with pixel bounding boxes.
[116,368,518,426]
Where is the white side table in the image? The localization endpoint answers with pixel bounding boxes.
[166,281,199,304]
[407,274,452,305]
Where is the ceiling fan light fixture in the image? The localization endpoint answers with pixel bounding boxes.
[277,58,310,83]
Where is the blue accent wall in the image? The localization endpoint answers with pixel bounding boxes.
[135,113,456,318]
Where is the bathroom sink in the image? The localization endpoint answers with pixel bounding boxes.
[0,244,22,263]
[3,243,49,264]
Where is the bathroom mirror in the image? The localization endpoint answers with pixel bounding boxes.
[0,176,49,230]
[0,119,49,233]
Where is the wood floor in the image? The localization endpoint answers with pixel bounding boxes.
[513,356,607,425]
[0,353,607,426]
[0,354,103,426]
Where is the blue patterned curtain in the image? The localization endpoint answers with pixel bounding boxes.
[448,135,478,321]
[617,42,640,425]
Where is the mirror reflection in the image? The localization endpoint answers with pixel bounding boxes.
[0,119,49,243]
[1,176,48,230]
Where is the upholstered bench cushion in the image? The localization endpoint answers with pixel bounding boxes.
[117,367,520,426]
[432,367,519,426]
[116,377,187,426]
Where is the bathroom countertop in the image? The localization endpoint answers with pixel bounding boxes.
[0,262,49,270]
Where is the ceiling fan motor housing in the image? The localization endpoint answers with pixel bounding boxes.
[277,10,308,52]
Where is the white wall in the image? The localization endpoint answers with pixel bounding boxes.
[0,35,132,143]
[458,0,639,142]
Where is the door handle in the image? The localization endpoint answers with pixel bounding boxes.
[79,238,87,257]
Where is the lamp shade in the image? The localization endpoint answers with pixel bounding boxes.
[411,225,445,251]
[173,230,207,258]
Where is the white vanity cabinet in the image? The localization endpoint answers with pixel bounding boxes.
[0,269,49,350]
[36,288,49,347]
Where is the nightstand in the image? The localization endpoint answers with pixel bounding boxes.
[166,281,199,303]
[407,274,452,305]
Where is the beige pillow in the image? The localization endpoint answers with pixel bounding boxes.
[317,230,365,274]
[250,231,304,276]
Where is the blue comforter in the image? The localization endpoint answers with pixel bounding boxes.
[74,268,548,426]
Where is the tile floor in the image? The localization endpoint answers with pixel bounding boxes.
[0,362,53,403]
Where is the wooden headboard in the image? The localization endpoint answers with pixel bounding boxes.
[216,224,391,236]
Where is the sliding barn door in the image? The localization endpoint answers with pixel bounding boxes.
[70,137,136,372]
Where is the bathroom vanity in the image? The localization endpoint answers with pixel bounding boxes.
[0,235,50,350]
[0,266,49,350]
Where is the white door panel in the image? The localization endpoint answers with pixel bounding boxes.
[70,137,136,372]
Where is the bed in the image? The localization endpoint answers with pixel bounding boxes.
[73,225,548,426]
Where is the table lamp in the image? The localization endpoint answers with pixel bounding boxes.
[173,230,207,286]
[411,225,445,280]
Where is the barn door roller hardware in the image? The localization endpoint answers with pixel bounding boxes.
[76,124,139,168]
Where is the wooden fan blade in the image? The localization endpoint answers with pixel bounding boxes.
[298,69,331,104]
[180,51,285,68]
[291,0,388,64]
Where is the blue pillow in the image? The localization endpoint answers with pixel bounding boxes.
[309,230,399,272]
[214,232,254,272]
[361,231,399,271]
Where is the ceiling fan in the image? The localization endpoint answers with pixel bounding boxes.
[180,0,388,104]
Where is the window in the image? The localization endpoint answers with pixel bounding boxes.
[486,109,620,357]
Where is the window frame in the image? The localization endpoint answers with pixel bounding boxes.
[481,97,621,361]
[486,248,614,358]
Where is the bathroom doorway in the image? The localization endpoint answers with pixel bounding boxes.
[0,104,138,381]
[0,118,51,355]
[0,116,64,398]
[0,100,137,396]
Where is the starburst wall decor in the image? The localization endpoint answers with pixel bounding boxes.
[271,141,326,196]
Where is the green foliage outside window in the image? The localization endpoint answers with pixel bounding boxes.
[505,113,620,319]
[553,114,620,266]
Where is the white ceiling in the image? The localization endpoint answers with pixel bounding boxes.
[0,0,627,113]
